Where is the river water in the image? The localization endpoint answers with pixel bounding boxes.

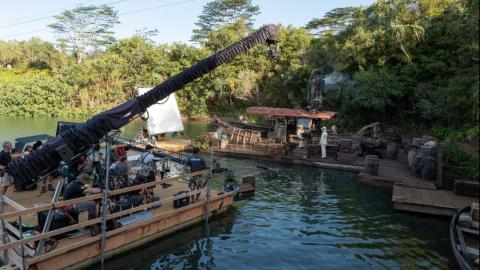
[0,117,455,270]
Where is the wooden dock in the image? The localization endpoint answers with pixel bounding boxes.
[116,138,191,153]
[358,159,436,189]
[211,145,363,172]
[154,138,191,152]
[211,141,476,218]
[357,155,478,217]
[392,185,478,217]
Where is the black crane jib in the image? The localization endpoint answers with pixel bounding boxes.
[8,24,279,189]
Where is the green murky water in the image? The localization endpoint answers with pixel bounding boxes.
[0,118,455,270]
[102,159,454,270]
[0,116,212,143]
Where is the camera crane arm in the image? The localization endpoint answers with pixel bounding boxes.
[8,25,279,187]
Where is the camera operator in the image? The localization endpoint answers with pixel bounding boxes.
[63,173,102,235]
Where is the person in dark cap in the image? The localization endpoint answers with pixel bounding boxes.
[63,173,102,235]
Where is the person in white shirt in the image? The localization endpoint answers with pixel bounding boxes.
[296,125,304,140]
[320,126,328,159]
[139,145,156,182]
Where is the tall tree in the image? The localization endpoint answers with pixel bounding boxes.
[306,7,363,35]
[48,5,119,63]
[192,0,260,43]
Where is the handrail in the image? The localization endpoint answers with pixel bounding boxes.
[0,187,216,252]
[3,196,26,211]
[26,192,232,265]
[0,170,208,220]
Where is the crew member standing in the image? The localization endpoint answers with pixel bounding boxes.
[139,145,156,182]
[0,141,13,195]
[186,147,207,202]
[320,126,328,159]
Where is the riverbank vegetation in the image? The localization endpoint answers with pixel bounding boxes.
[0,0,478,143]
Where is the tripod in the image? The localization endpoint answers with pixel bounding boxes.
[91,161,109,189]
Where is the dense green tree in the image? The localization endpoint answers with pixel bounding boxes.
[0,71,73,117]
[0,0,476,148]
[191,0,259,43]
[48,5,119,63]
[306,7,363,35]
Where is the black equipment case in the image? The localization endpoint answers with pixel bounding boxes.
[173,191,190,208]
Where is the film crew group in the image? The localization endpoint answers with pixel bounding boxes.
[54,145,156,236]
[0,140,55,195]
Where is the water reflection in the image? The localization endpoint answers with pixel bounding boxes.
[0,118,455,270]
[100,158,453,270]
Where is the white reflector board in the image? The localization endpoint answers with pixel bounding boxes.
[137,88,184,135]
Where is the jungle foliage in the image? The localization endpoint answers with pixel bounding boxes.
[0,0,478,145]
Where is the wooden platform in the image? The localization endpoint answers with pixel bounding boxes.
[392,185,479,217]
[154,138,191,152]
[355,157,477,217]
[211,145,363,172]
[0,172,233,270]
[313,160,362,172]
[358,159,436,190]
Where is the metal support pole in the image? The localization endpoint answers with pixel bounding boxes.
[0,192,7,264]
[204,144,214,236]
[35,179,64,255]
[100,136,111,270]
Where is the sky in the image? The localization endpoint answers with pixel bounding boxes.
[0,0,375,44]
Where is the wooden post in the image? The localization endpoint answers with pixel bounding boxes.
[18,216,26,270]
[437,150,444,189]
[0,191,7,264]
[230,128,236,142]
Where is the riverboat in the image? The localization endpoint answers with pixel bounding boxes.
[0,143,234,270]
[450,204,480,270]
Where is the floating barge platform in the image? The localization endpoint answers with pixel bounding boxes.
[392,185,477,217]
[358,154,478,217]
[0,171,233,270]
[210,144,363,172]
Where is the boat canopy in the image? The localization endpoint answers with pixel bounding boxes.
[246,106,336,120]
[14,134,50,152]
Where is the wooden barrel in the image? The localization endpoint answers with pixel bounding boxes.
[421,156,436,181]
[338,139,353,150]
[386,143,398,160]
[364,155,380,176]
[242,176,256,187]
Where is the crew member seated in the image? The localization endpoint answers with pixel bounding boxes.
[223,171,239,195]
[111,175,148,212]
[186,147,207,202]
[129,175,156,205]
[63,173,102,235]
[110,156,129,181]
